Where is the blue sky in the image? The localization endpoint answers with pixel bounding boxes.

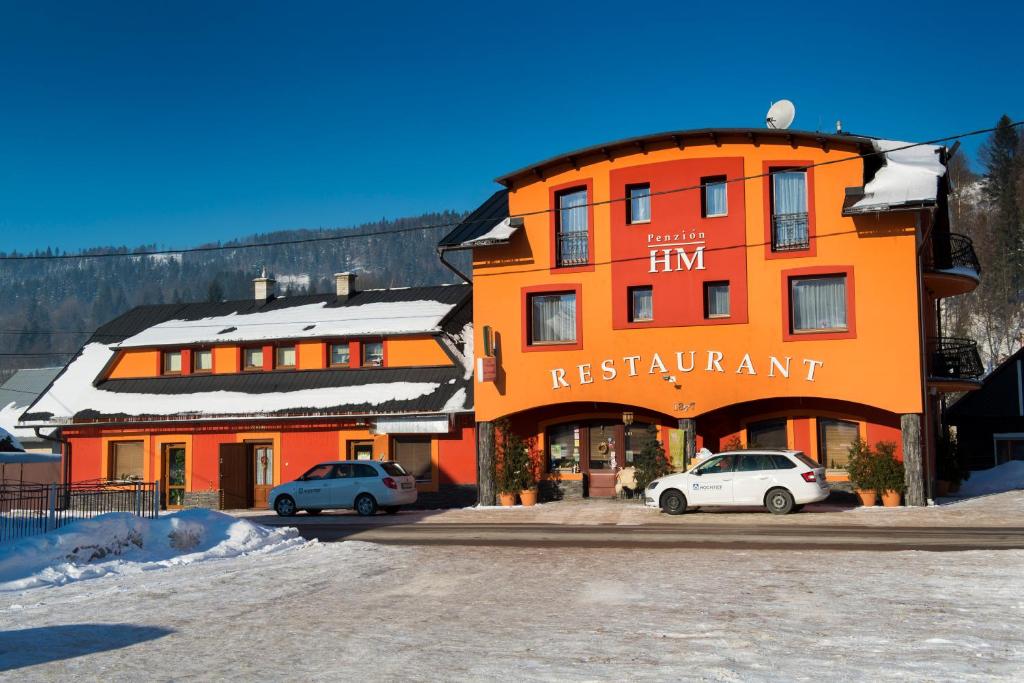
[1,0,1021,253]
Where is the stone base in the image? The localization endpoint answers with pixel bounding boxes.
[411,484,478,509]
[182,490,221,510]
[539,479,584,502]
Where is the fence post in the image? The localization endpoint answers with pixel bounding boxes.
[153,481,160,518]
[134,483,141,517]
[47,484,57,531]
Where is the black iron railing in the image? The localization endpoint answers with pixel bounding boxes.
[771,212,810,251]
[0,480,159,544]
[556,231,589,267]
[927,337,984,381]
[926,232,981,275]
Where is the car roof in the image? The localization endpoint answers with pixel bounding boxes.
[312,460,394,465]
[715,449,802,456]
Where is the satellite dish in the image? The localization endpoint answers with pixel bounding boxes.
[766,100,796,130]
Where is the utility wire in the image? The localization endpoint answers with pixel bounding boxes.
[0,120,1019,263]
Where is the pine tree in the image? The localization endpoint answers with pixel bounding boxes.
[979,115,1023,295]
[633,425,671,490]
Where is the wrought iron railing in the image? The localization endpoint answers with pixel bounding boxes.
[556,231,589,267]
[0,480,159,544]
[771,212,810,251]
[927,337,984,381]
[925,232,981,275]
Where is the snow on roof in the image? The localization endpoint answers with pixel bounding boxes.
[846,139,946,213]
[23,343,460,423]
[459,217,520,247]
[115,299,457,349]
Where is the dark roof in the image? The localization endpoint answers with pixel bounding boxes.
[946,347,1024,421]
[91,284,472,345]
[437,190,509,248]
[495,128,875,188]
[0,367,62,409]
[24,366,471,423]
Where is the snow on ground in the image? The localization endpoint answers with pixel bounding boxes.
[958,461,1024,497]
[0,510,306,592]
[0,539,1021,680]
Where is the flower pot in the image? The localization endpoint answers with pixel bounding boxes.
[519,489,538,506]
[498,492,517,507]
[855,489,877,507]
[881,490,902,507]
[935,480,951,497]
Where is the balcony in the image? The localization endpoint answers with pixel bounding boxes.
[927,336,984,391]
[923,232,981,297]
[771,212,810,252]
[556,231,589,267]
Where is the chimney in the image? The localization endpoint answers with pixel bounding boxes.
[253,267,276,301]
[335,272,357,300]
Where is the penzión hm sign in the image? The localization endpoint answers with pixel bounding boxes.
[549,350,824,390]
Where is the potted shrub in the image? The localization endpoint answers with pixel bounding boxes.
[845,438,878,506]
[515,435,539,507]
[495,419,519,506]
[634,425,672,494]
[875,441,905,507]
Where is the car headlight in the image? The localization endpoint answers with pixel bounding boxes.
[647,481,659,490]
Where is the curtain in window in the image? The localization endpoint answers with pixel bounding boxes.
[111,441,144,481]
[705,181,727,216]
[706,283,729,316]
[628,186,650,223]
[631,288,653,321]
[559,189,588,233]
[531,293,576,343]
[772,171,808,247]
[277,347,296,367]
[791,276,847,331]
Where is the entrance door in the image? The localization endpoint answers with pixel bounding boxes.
[252,443,274,509]
[348,440,375,460]
[219,443,250,509]
[162,445,187,509]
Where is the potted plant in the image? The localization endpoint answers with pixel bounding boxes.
[875,441,905,507]
[845,438,878,506]
[495,419,528,506]
[634,425,672,494]
[515,434,539,507]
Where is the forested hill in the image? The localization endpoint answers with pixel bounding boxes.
[0,211,469,374]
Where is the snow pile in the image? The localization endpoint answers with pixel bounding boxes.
[461,216,520,246]
[117,299,456,348]
[957,461,1024,497]
[847,139,945,213]
[24,343,446,421]
[0,509,307,591]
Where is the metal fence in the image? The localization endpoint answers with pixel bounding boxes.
[0,480,160,545]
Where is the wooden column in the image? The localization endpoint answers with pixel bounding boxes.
[476,421,496,506]
[901,413,925,506]
[679,418,697,470]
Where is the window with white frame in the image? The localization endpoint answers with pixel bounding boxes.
[627,184,651,224]
[790,275,847,332]
[701,176,728,217]
[529,291,577,344]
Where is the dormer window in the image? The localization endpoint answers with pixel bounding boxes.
[193,349,213,373]
[162,350,182,375]
[330,342,351,367]
[362,341,384,367]
[243,347,264,371]
[275,345,296,369]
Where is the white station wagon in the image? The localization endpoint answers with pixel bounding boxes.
[646,449,829,515]
[270,460,417,517]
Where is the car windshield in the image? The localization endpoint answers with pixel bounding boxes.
[381,462,407,477]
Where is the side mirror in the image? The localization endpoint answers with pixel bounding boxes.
[691,470,701,476]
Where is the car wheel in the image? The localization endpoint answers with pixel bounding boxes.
[354,494,378,516]
[765,488,795,515]
[384,506,400,515]
[274,495,297,517]
[660,490,687,515]
[306,509,322,516]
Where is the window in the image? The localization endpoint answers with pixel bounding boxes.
[704,281,730,318]
[995,437,1024,465]
[162,350,182,375]
[301,464,334,481]
[330,342,351,367]
[275,345,296,369]
[192,349,213,373]
[243,347,264,370]
[348,440,374,460]
[333,464,354,479]
[701,176,728,217]
[547,423,579,472]
[791,275,847,332]
[818,419,859,469]
[627,184,651,224]
[110,441,144,481]
[771,454,798,470]
[747,419,788,448]
[693,454,737,475]
[392,436,432,483]
[362,341,383,367]
[628,286,653,322]
[771,170,809,251]
[353,464,378,478]
[529,292,577,344]
[556,188,589,267]
[736,454,776,472]
[381,462,408,477]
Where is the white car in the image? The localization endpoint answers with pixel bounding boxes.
[269,460,417,517]
[645,449,829,515]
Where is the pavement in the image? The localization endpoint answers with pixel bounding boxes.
[229,490,1024,552]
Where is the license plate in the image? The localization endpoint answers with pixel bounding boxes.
[401,483,413,490]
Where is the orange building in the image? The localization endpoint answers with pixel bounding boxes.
[439,127,982,502]
[21,274,477,509]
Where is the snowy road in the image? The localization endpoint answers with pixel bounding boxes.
[2,541,1023,681]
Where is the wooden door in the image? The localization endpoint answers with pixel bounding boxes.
[162,445,187,509]
[252,444,274,508]
[219,443,251,509]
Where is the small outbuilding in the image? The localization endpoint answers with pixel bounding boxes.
[946,347,1024,470]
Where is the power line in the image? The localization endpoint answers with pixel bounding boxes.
[0,120,1019,263]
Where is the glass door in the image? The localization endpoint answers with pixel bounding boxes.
[162,445,186,509]
[587,422,620,471]
[252,444,274,508]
